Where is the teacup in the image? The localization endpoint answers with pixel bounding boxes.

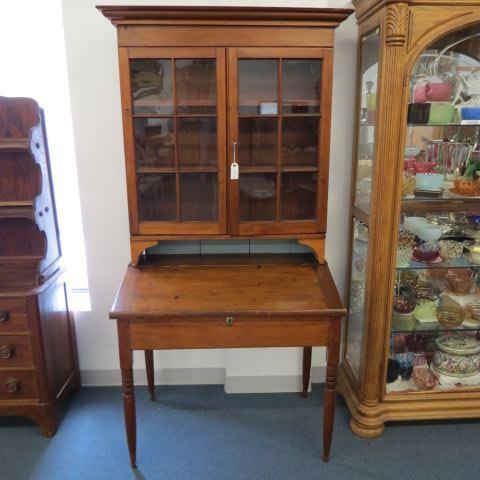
[414,78,453,103]
[429,102,454,125]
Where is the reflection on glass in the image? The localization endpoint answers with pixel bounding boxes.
[239,117,277,167]
[282,60,321,114]
[179,173,218,221]
[134,118,175,168]
[354,30,380,214]
[137,173,176,221]
[281,172,317,220]
[345,220,369,380]
[281,117,319,167]
[239,60,278,115]
[176,59,217,114]
[177,118,217,169]
[131,59,172,115]
[239,173,276,221]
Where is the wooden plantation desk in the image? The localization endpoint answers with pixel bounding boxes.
[110,254,346,468]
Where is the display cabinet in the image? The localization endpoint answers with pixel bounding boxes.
[340,0,480,437]
[99,5,352,265]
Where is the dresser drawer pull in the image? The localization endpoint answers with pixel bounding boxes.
[5,378,19,393]
[226,316,234,327]
[0,311,9,323]
[0,345,14,360]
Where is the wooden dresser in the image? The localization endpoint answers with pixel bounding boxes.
[0,97,80,435]
[99,5,352,467]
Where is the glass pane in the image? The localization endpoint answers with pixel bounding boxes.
[282,60,322,114]
[177,118,217,169]
[239,117,277,168]
[239,60,278,115]
[179,173,218,221]
[354,30,380,214]
[131,59,172,115]
[176,59,216,114]
[280,172,317,220]
[137,173,176,221]
[387,26,480,394]
[345,220,369,380]
[134,118,175,168]
[281,117,319,168]
[239,173,276,221]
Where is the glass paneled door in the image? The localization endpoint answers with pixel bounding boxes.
[121,47,227,234]
[227,48,332,235]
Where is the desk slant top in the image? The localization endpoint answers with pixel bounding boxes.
[110,258,345,320]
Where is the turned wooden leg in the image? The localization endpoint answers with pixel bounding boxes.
[118,322,137,468]
[145,350,155,401]
[323,317,341,463]
[301,346,312,398]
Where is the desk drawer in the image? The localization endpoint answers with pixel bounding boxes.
[129,317,330,350]
[0,335,34,368]
[0,371,38,400]
[0,299,29,333]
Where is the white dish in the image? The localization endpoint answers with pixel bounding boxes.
[404,216,429,234]
[416,224,443,242]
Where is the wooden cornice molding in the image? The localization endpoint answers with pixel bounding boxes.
[97,5,353,27]
[353,0,480,22]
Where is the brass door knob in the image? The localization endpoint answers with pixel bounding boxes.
[0,310,9,323]
[0,345,14,360]
[5,378,19,393]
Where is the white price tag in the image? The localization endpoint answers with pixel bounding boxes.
[230,162,239,180]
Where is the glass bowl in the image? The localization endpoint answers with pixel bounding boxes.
[445,269,474,294]
[412,367,439,390]
[396,246,412,268]
[436,305,465,328]
[453,178,480,196]
[439,240,464,259]
[398,231,416,247]
[413,242,440,261]
[408,282,439,301]
[392,311,416,330]
[393,296,416,314]
[467,303,480,321]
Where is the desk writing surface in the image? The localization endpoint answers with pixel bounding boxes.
[110,255,345,319]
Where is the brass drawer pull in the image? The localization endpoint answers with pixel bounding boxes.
[5,378,19,393]
[0,345,14,360]
[0,310,9,323]
[226,316,234,327]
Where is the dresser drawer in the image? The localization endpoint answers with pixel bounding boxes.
[0,335,34,368]
[0,299,29,332]
[0,371,38,400]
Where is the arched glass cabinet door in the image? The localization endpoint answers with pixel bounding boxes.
[344,29,380,381]
[388,25,480,394]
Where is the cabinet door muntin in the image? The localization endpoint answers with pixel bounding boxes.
[122,47,227,235]
[228,47,331,236]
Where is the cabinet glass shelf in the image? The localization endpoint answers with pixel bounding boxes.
[392,321,480,334]
[396,258,480,270]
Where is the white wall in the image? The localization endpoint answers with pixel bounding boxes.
[61,0,356,390]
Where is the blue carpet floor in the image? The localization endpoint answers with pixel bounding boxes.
[0,385,479,480]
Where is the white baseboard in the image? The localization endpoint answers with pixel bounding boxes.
[80,366,326,393]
